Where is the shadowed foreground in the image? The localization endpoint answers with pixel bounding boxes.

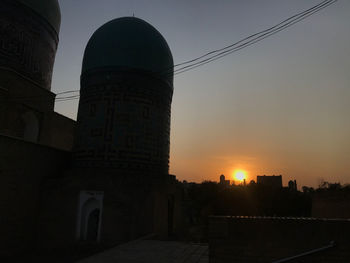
[77,239,208,263]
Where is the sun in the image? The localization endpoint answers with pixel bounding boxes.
[233,170,247,182]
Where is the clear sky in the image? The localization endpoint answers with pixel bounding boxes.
[52,0,350,187]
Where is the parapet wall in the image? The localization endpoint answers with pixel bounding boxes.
[209,216,350,263]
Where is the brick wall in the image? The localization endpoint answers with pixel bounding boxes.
[0,135,70,257]
[209,216,350,263]
[41,112,76,151]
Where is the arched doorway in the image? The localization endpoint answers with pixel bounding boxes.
[77,192,104,242]
[80,198,101,241]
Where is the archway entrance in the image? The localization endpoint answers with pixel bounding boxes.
[77,191,104,242]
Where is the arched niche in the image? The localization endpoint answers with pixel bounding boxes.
[76,191,104,242]
[22,111,39,142]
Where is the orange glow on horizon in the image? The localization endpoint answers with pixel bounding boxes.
[233,170,247,182]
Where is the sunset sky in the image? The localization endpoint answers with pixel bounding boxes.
[52,0,350,187]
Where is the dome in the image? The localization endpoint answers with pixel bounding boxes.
[17,0,61,34]
[82,17,174,84]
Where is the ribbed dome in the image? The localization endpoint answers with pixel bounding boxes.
[82,17,174,84]
[17,0,61,34]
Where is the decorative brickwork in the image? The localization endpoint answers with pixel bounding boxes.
[75,69,173,175]
[0,0,59,90]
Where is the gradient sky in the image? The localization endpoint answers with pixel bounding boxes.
[52,0,350,187]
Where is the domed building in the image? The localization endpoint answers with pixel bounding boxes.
[0,1,184,259]
[69,16,179,246]
[75,17,174,176]
[38,17,180,249]
[82,17,173,84]
[0,0,74,148]
[0,0,76,258]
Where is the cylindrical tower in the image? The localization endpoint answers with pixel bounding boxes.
[0,0,61,142]
[0,0,61,90]
[75,17,174,176]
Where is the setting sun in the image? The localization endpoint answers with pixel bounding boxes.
[233,170,247,182]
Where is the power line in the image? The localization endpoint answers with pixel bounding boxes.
[170,0,338,76]
[0,89,80,102]
[55,95,80,101]
[51,0,340,102]
[56,90,80,95]
[172,0,336,70]
[1,0,338,103]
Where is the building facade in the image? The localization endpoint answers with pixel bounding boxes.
[256,175,283,188]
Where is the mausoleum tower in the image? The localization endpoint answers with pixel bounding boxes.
[75,17,174,177]
[0,0,62,144]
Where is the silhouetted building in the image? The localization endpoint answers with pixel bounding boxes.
[249,180,256,185]
[0,1,184,259]
[0,0,74,150]
[219,174,230,186]
[74,17,173,174]
[257,175,282,188]
[288,180,298,191]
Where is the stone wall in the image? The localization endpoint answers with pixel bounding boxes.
[0,69,76,150]
[41,112,76,151]
[0,135,71,257]
[0,135,184,260]
[0,69,55,141]
[209,216,350,263]
[36,169,181,251]
[312,193,350,219]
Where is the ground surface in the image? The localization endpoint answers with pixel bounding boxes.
[77,240,208,263]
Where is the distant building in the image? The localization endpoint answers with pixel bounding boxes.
[219,174,230,186]
[256,175,282,188]
[249,180,256,185]
[288,180,298,191]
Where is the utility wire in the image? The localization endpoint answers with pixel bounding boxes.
[0,89,80,102]
[173,0,337,76]
[56,90,80,95]
[172,0,335,69]
[169,0,337,76]
[1,0,338,103]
